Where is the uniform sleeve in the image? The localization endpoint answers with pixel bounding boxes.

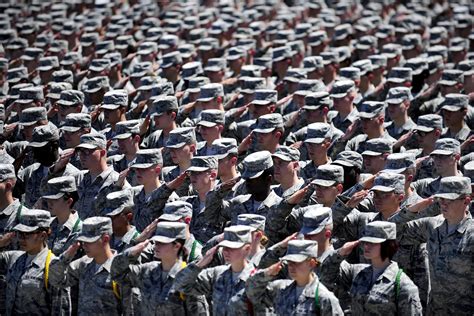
[397,274,423,316]
[399,217,434,246]
[173,263,222,297]
[48,254,82,289]
[245,269,285,307]
[257,243,288,269]
[318,284,344,316]
[319,250,355,292]
[110,249,143,287]
[204,190,232,224]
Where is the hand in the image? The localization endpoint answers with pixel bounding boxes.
[47,103,59,118]
[238,132,253,154]
[222,77,238,86]
[287,185,310,205]
[393,130,415,150]
[64,242,81,260]
[133,100,147,115]
[461,135,474,151]
[3,123,17,138]
[341,119,360,142]
[167,172,188,190]
[415,156,429,170]
[286,110,301,128]
[182,101,196,114]
[90,105,103,122]
[196,245,218,268]
[279,232,298,248]
[265,262,283,276]
[0,232,15,248]
[139,115,151,136]
[117,168,130,188]
[33,197,44,209]
[219,176,241,193]
[345,190,369,208]
[135,219,159,243]
[51,149,75,174]
[106,139,113,151]
[362,174,377,190]
[338,240,360,257]
[290,141,303,150]
[276,93,293,108]
[232,104,248,118]
[175,91,185,100]
[407,197,434,213]
[129,240,150,256]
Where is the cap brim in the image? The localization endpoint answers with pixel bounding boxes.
[197,121,218,128]
[166,142,186,149]
[430,150,453,156]
[311,179,336,187]
[272,153,292,162]
[187,166,209,172]
[61,126,82,133]
[28,141,49,148]
[359,236,386,243]
[362,151,383,156]
[104,207,124,216]
[415,126,434,132]
[76,143,99,149]
[253,128,275,134]
[280,254,308,262]
[131,163,155,169]
[19,121,37,127]
[113,133,132,140]
[330,93,347,99]
[241,170,264,179]
[371,185,394,192]
[16,99,34,104]
[77,235,101,243]
[440,105,463,112]
[197,97,214,102]
[386,98,403,104]
[42,192,66,200]
[383,167,406,174]
[151,235,177,243]
[218,240,245,249]
[158,214,182,221]
[252,100,272,106]
[305,138,326,144]
[433,193,463,200]
[359,112,378,119]
[300,225,325,236]
[101,104,121,110]
[13,223,39,233]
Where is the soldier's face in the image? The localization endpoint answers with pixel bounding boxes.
[82,239,104,258]
[273,157,295,183]
[315,184,339,207]
[288,259,314,280]
[256,131,277,151]
[372,190,401,213]
[169,145,193,164]
[362,241,381,260]
[432,154,456,174]
[46,197,70,216]
[363,155,386,174]
[154,241,179,260]
[17,230,44,253]
[189,170,213,193]
[438,196,469,221]
[135,166,160,185]
[222,246,248,264]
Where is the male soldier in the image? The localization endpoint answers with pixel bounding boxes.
[330,79,359,133]
[439,94,472,146]
[400,177,473,315]
[49,217,130,315]
[74,132,125,219]
[100,89,129,141]
[271,146,305,198]
[196,109,225,156]
[384,87,417,139]
[300,123,334,180]
[60,113,92,169]
[361,138,393,175]
[55,90,85,125]
[251,113,284,154]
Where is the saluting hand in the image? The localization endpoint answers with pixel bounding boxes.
[129,240,150,257]
[135,218,159,243]
[64,242,81,260]
[196,245,218,268]
[265,262,283,276]
[338,240,360,257]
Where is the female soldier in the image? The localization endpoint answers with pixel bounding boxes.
[42,176,82,256]
[321,221,423,315]
[110,221,208,315]
[0,209,69,315]
[174,225,266,315]
[246,239,343,315]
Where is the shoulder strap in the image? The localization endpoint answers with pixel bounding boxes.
[44,250,53,290]
[189,239,200,262]
[314,280,320,310]
[16,203,23,221]
[112,280,121,300]
[71,217,81,233]
[132,230,140,240]
[395,269,403,300]
[179,261,188,301]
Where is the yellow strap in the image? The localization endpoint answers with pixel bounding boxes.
[44,250,52,290]
[112,280,121,300]
[179,261,187,301]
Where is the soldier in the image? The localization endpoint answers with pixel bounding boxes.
[252,113,284,153]
[0,209,69,315]
[361,138,393,175]
[400,176,473,315]
[60,113,92,169]
[175,225,267,315]
[322,221,423,315]
[55,90,85,125]
[384,87,416,139]
[300,123,334,180]
[330,79,359,133]
[111,222,209,315]
[271,146,305,198]
[48,216,129,316]
[196,109,226,156]
[246,239,343,315]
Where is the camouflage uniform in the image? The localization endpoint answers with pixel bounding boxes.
[48,212,82,256]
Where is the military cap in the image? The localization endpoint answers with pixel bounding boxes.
[144,27,163,41]
[272,146,300,162]
[19,107,47,126]
[131,149,163,169]
[384,153,416,173]
[150,81,174,97]
[115,35,135,50]
[253,113,284,134]
[204,58,226,73]
[429,26,448,44]
[382,43,402,59]
[353,59,373,76]
[84,76,110,94]
[405,58,428,76]
[159,201,193,222]
[137,76,159,92]
[9,83,32,99]
[61,113,91,133]
[89,58,111,73]
[371,172,405,194]
[308,30,328,47]
[17,86,44,104]
[102,90,128,110]
[0,164,16,182]
[304,91,332,110]
[77,132,106,150]
[434,176,471,199]
[415,114,443,132]
[386,87,412,104]
[427,45,448,59]
[77,217,112,243]
[339,67,361,81]
[281,239,318,262]
[7,67,28,84]
[151,221,186,243]
[61,21,77,36]
[237,214,266,232]
[197,83,224,102]
[440,93,469,111]
[178,44,196,59]
[284,68,307,83]
[20,47,43,61]
[462,161,474,183]
[113,120,140,140]
[241,151,273,179]
[387,67,412,83]
[103,189,134,216]
[80,32,100,46]
[182,62,204,80]
[305,122,333,144]
[360,221,396,243]
[6,37,28,50]
[333,151,363,170]
[333,23,352,41]
[240,77,266,94]
[439,69,464,87]
[330,79,355,98]
[355,36,377,51]
[240,65,263,78]
[218,225,252,249]
[252,89,277,105]
[150,96,179,116]
[0,58,7,71]
[362,138,393,156]
[130,62,153,78]
[227,46,247,61]
[359,101,385,119]
[254,57,272,69]
[29,124,59,147]
[312,165,344,187]
[38,56,59,72]
[402,33,422,50]
[295,79,325,97]
[95,40,115,56]
[42,176,77,200]
[61,52,82,66]
[210,138,238,159]
[300,206,333,235]
[57,90,84,107]
[161,51,182,69]
[303,56,324,72]
[272,45,292,62]
[158,34,179,50]
[368,54,387,69]
[431,138,461,156]
[166,127,196,148]
[13,209,51,233]
[52,70,73,84]
[187,156,218,172]
[449,37,468,52]
[197,110,225,127]
[427,56,444,75]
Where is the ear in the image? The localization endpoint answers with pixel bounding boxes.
[397,193,405,202]
[210,170,218,180]
[230,156,238,165]
[154,165,162,174]
[133,134,141,143]
[406,174,414,182]
[454,153,461,162]
[170,111,177,120]
[126,212,133,222]
[268,105,276,113]
[336,183,344,194]
[99,149,107,158]
[189,143,196,153]
[434,129,441,137]
[216,96,223,105]
[184,217,192,225]
[274,130,282,140]
[324,228,332,239]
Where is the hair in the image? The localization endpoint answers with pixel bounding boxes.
[339,165,360,191]
[380,239,399,261]
[62,191,79,207]
[174,238,186,260]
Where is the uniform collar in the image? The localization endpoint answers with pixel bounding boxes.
[0,199,21,216]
